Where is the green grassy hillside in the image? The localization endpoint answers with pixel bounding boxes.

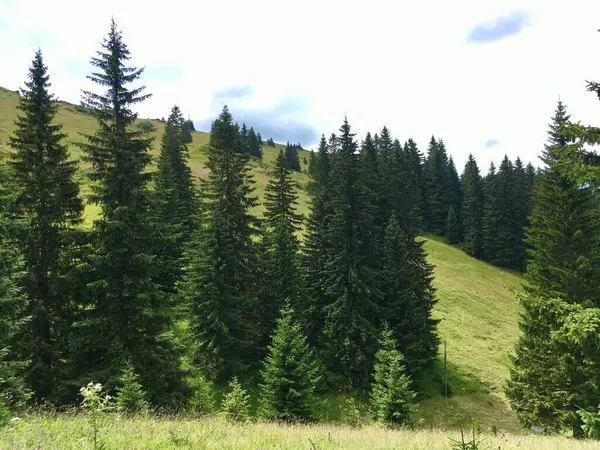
[0,86,524,432]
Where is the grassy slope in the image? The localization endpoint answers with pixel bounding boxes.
[0,86,525,432]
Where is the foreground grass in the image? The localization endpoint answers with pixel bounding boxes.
[1,414,594,450]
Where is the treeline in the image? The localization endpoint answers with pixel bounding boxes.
[0,20,436,425]
[309,132,537,272]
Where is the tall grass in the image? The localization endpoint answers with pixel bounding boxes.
[1,413,596,450]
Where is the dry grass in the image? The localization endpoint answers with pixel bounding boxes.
[1,414,595,450]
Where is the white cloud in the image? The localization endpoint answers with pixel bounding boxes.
[0,0,599,170]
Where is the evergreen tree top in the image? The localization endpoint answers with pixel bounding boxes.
[83,19,150,118]
[542,100,571,166]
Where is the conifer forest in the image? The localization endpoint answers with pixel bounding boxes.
[1,13,600,450]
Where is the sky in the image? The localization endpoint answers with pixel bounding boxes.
[0,0,599,170]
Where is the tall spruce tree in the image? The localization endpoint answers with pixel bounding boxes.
[322,118,380,387]
[491,156,521,269]
[284,142,301,171]
[446,207,460,244]
[247,127,262,159]
[154,105,198,295]
[181,119,194,144]
[0,156,29,412]
[358,132,385,264]
[446,157,462,242]
[179,106,260,383]
[403,138,425,231]
[328,133,339,154]
[379,216,438,381]
[461,154,484,258]
[482,162,500,263]
[70,21,185,406]
[8,50,84,402]
[507,101,600,435]
[300,135,332,349]
[308,150,317,178]
[387,139,422,233]
[513,157,529,271]
[262,149,303,341]
[423,136,449,235]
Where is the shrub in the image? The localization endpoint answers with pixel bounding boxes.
[579,406,600,439]
[370,324,416,427]
[0,397,10,427]
[136,120,157,133]
[115,362,148,415]
[220,377,250,422]
[188,372,215,415]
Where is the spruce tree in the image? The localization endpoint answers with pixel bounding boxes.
[220,377,250,422]
[0,156,29,412]
[8,50,84,401]
[446,207,460,244]
[387,139,422,233]
[115,361,149,415]
[247,127,262,159]
[512,157,529,271]
[379,216,438,381]
[284,142,301,171]
[300,135,332,349]
[403,138,426,231]
[70,21,185,406]
[154,105,198,295]
[259,304,322,422]
[328,133,339,154]
[423,136,449,235]
[358,133,385,263]
[239,122,248,147]
[460,154,484,258]
[181,119,194,144]
[262,149,303,341]
[482,162,500,263]
[179,106,260,383]
[491,156,521,269]
[446,157,462,241]
[370,324,416,427]
[507,102,600,435]
[322,118,380,386]
[308,150,317,178]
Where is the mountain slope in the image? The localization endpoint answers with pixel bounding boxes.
[0,86,524,431]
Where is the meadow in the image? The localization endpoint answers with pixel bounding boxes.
[0,415,593,450]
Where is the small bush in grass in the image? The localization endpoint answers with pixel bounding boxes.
[341,397,363,428]
[188,372,215,415]
[220,377,250,422]
[448,421,490,450]
[370,324,416,428]
[579,405,600,439]
[0,397,10,427]
[136,120,156,132]
[115,362,148,415]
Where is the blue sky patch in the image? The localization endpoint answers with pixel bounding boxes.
[466,10,532,44]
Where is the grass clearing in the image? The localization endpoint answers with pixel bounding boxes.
[0,414,593,449]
